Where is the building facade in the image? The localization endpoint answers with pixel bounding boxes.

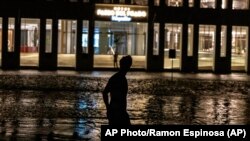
[0,0,250,73]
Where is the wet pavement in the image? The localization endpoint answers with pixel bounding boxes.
[0,70,250,141]
[1,70,250,81]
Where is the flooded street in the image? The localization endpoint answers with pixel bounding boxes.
[0,90,249,140]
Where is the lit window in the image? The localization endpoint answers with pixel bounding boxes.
[231,26,248,71]
[8,18,15,52]
[58,19,77,67]
[166,0,183,7]
[188,25,194,56]
[82,21,89,54]
[200,0,216,9]
[164,24,182,69]
[222,0,227,9]
[20,18,40,67]
[189,0,194,7]
[198,25,216,70]
[45,19,52,53]
[153,23,160,55]
[221,26,227,57]
[233,0,249,10]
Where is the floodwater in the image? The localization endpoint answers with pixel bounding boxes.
[0,90,249,141]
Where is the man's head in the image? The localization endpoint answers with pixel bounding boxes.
[119,55,132,72]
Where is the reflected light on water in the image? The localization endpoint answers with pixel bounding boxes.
[229,99,247,124]
[163,96,183,119]
[195,98,217,124]
[21,98,38,106]
[55,100,74,108]
[0,90,249,140]
[77,100,87,110]
[74,118,87,137]
[194,96,247,125]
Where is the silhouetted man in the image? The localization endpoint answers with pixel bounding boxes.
[102,55,132,125]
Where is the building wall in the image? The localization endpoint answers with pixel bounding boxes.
[0,0,250,73]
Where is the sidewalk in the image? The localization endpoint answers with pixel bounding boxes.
[0,70,249,95]
[0,69,250,81]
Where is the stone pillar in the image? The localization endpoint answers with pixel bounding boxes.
[146,0,164,71]
[99,27,109,54]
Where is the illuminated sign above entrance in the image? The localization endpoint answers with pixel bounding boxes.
[111,16,132,22]
[95,4,148,22]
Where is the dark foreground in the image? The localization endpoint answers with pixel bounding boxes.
[0,89,249,141]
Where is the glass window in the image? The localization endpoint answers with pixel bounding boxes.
[198,25,216,70]
[166,0,183,7]
[233,0,249,9]
[221,26,227,57]
[188,24,194,56]
[94,21,147,69]
[45,19,52,53]
[231,26,248,71]
[189,0,194,7]
[153,23,160,55]
[58,20,77,67]
[200,0,216,8]
[82,20,89,54]
[222,0,227,9]
[164,24,182,69]
[8,18,15,52]
[20,18,40,67]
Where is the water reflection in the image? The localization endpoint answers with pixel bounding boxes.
[0,90,249,140]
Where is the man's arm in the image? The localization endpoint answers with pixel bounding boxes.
[102,92,109,110]
[102,81,110,110]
